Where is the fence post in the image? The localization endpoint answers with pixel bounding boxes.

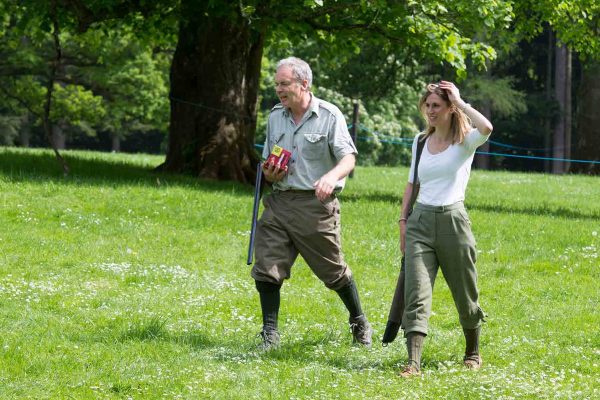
[349,101,359,178]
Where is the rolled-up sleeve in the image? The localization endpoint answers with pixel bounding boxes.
[329,109,358,161]
[463,128,488,153]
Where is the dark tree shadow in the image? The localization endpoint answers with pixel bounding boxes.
[340,191,600,220]
[3,148,596,219]
[468,202,600,221]
[0,148,254,196]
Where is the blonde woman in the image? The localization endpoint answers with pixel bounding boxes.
[398,81,493,377]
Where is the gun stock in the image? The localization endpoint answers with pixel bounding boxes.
[247,162,263,265]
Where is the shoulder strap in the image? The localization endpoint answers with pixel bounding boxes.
[408,135,426,212]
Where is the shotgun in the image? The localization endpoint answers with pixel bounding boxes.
[247,162,263,265]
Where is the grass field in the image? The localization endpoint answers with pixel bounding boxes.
[0,146,598,399]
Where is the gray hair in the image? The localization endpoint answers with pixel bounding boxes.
[276,57,313,88]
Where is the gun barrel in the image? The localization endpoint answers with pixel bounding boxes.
[247,162,263,265]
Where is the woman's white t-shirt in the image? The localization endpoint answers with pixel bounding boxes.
[407,128,489,206]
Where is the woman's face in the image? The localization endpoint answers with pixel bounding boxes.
[423,93,452,128]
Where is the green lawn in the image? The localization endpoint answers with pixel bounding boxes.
[0,147,598,399]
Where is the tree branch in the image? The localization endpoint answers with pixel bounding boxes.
[0,83,41,118]
[302,18,407,44]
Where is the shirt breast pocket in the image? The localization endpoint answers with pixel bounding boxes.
[302,133,328,160]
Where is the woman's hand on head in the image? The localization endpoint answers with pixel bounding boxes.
[439,81,464,106]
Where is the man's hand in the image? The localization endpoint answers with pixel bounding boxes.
[262,161,287,183]
[313,154,355,201]
[313,173,337,201]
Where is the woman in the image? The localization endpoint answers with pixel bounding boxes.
[398,81,492,377]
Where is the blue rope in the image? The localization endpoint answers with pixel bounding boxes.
[488,140,573,152]
[256,123,598,165]
[169,101,580,156]
[256,143,599,164]
[476,151,600,164]
[354,124,413,142]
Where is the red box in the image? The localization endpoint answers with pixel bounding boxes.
[266,145,291,169]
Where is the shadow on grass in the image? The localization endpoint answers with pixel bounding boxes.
[469,202,600,221]
[340,191,402,205]
[119,317,170,342]
[115,322,453,372]
[0,147,254,196]
[341,191,600,220]
[191,329,390,371]
[118,319,219,349]
[3,148,596,220]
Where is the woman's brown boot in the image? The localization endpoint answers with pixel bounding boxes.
[463,326,482,370]
[399,332,425,377]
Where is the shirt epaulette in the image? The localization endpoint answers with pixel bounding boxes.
[316,100,339,115]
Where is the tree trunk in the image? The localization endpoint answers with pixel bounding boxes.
[112,133,120,152]
[564,49,572,172]
[544,29,553,172]
[162,2,263,183]
[552,43,568,174]
[52,123,66,149]
[20,112,31,147]
[573,62,600,174]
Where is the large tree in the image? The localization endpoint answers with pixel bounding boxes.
[157,0,514,182]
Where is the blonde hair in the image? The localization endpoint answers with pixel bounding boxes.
[418,84,471,144]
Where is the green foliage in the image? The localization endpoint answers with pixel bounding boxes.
[0,2,171,147]
[463,76,528,118]
[0,115,21,145]
[1,77,45,115]
[0,147,598,398]
[260,0,514,75]
[57,25,171,137]
[513,0,600,60]
[100,46,170,134]
[51,84,106,125]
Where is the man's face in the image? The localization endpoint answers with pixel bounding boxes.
[274,66,306,109]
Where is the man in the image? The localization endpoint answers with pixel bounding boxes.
[251,57,372,350]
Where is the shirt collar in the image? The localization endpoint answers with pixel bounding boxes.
[307,93,320,117]
[283,93,320,119]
